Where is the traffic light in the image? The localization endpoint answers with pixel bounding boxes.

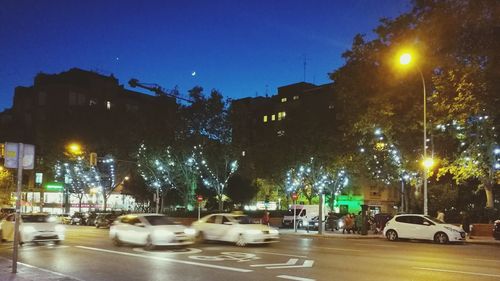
[90,152,97,166]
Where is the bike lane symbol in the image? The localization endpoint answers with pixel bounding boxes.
[189,252,261,263]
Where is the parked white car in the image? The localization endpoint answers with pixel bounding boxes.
[0,213,65,244]
[191,213,279,246]
[383,214,466,244]
[109,214,195,250]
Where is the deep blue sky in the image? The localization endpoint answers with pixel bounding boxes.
[0,0,410,111]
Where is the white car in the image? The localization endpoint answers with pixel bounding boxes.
[191,213,279,246]
[109,214,195,250]
[383,214,466,244]
[0,213,65,244]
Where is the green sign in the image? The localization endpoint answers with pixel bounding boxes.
[35,173,43,184]
[45,182,63,191]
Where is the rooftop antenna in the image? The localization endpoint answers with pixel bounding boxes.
[303,54,309,82]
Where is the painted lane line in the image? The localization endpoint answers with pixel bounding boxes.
[414,267,500,278]
[75,246,252,273]
[267,260,314,269]
[255,251,308,258]
[313,246,363,252]
[251,259,298,267]
[277,275,316,281]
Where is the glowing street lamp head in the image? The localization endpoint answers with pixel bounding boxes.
[423,157,434,169]
[399,53,412,65]
[67,143,82,155]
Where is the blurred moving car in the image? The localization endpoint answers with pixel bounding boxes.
[191,213,279,246]
[384,214,465,244]
[95,213,117,228]
[109,214,194,250]
[0,213,65,244]
[493,220,500,240]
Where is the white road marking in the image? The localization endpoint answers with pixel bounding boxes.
[267,260,314,269]
[75,246,252,273]
[251,259,298,267]
[313,246,363,252]
[414,267,500,278]
[277,275,316,281]
[255,251,308,258]
[132,247,202,255]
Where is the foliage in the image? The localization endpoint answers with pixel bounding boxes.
[225,174,258,206]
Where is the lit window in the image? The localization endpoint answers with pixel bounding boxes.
[277,130,285,137]
[106,101,111,110]
[278,111,286,120]
[263,115,268,122]
[293,95,299,100]
[328,105,334,109]
[242,151,246,156]
[271,114,276,121]
[281,97,287,103]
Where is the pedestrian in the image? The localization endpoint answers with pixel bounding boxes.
[461,211,471,238]
[262,210,270,226]
[343,214,353,234]
[436,210,445,222]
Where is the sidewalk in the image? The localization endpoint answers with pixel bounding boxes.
[279,228,500,245]
[0,257,83,281]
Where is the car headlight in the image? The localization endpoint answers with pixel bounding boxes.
[184,228,196,236]
[314,222,319,226]
[269,229,279,234]
[444,226,461,233]
[338,221,344,228]
[55,225,65,232]
[246,230,262,235]
[23,226,36,233]
[154,230,173,237]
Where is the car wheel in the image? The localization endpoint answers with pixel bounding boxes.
[113,235,122,247]
[386,230,398,241]
[235,234,247,247]
[144,236,155,250]
[96,224,99,229]
[434,232,449,244]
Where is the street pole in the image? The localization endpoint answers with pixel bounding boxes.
[401,178,405,213]
[198,202,201,221]
[12,143,24,273]
[293,200,297,233]
[318,193,324,235]
[419,69,428,216]
[156,187,160,214]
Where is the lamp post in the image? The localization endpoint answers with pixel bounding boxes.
[399,52,432,215]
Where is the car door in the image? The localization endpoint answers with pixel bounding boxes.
[201,215,218,240]
[407,216,430,240]
[414,217,436,240]
[115,216,133,243]
[216,215,235,242]
[129,217,149,245]
[394,215,412,238]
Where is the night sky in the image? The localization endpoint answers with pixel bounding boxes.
[0,0,410,111]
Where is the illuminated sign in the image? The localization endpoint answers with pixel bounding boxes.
[45,182,63,191]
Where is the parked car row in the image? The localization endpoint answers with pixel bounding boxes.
[58,212,118,228]
[109,213,280,250]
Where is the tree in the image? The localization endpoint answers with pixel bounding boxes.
[190,145,238,211]
[0,168,14,206]
[98,155,131,212]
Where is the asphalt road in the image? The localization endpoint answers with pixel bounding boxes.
[0,225,499,281]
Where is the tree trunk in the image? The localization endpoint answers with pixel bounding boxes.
[218,194,223,211]
[78,195,83,212]
[103,195,108,212]
[484,183,494,209]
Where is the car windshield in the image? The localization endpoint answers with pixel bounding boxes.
[22,215,51,223]
[233,215,254,224]
[143,215,176,226]
[425,215,444,224]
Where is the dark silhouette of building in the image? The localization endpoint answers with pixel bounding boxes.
[0,68,179,174]
[231,82,340,178]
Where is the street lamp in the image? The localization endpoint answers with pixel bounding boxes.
[66,142,83,155]
[398,51,431,215]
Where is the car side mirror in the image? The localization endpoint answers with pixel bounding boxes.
[223,222,234,225]
[423,221,431,226]
[134,223,146,227]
